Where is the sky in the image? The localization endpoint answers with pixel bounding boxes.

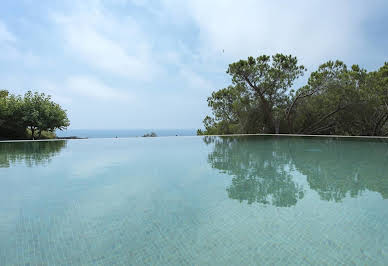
[1,0,387,130]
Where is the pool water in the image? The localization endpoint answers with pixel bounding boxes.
[0,136,387,265]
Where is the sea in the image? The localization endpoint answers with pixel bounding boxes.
[56,129,197,139]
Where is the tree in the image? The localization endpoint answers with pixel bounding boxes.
[289,61,388,136]
[360,62,388,136]
[21,91,70,139]
[227,54,306,133]
[197,84,262,135]
[0,90,9,98]
[0,90,70,140]
[142,132,157,137]
[199,55,388,137]
[288,61,365,135]
[0,91,26,139]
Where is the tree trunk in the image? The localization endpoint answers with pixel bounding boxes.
[275,119,280,134]
[260,97,275,133]
[243,77,276,133]
[298,105,347,134]
[373,114,388,136]
[30,127,35,140]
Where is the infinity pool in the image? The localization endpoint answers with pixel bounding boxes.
[1,136,387,265]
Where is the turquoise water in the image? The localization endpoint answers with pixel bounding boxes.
[0,136,388,265]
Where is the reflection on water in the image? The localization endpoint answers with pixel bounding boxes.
[0,140,67,168]
[1,137,388,265]
[205,136,304,207]
[289,138,388,201]
[204,136,388,206]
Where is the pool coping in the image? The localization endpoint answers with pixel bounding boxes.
[1,133,388,143]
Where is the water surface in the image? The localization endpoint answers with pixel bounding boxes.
[0,136,387,265]
[55,129,196,138]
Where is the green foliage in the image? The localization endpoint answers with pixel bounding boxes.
[26,128,57,139]
[0,90,9,98]
[142,132,157,137]
[197,84,261,135]
[0,91,26,139]
[291,61,388,136]
[0,90,70,140]
[226,54,306,133]
[199,54,388,136]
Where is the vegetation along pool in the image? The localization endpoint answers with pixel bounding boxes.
[0,136,387,265]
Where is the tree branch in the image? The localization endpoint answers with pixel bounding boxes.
[298,105,348,134]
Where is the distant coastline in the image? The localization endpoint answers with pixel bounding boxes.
[55,129,197,139]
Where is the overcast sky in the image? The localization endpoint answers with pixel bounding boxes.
[1,0,387,129]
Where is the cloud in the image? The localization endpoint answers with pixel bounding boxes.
[179,68,212,92]
[0,20,41,66]
[1,0,387,130]
[27,75,135,129]
[0,20,16,43]
[156,0,386,68]
[66,75,133,102]
[52,4,159,81]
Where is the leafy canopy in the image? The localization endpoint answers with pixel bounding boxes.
[0,90,70,140]
[199,54,388,137]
